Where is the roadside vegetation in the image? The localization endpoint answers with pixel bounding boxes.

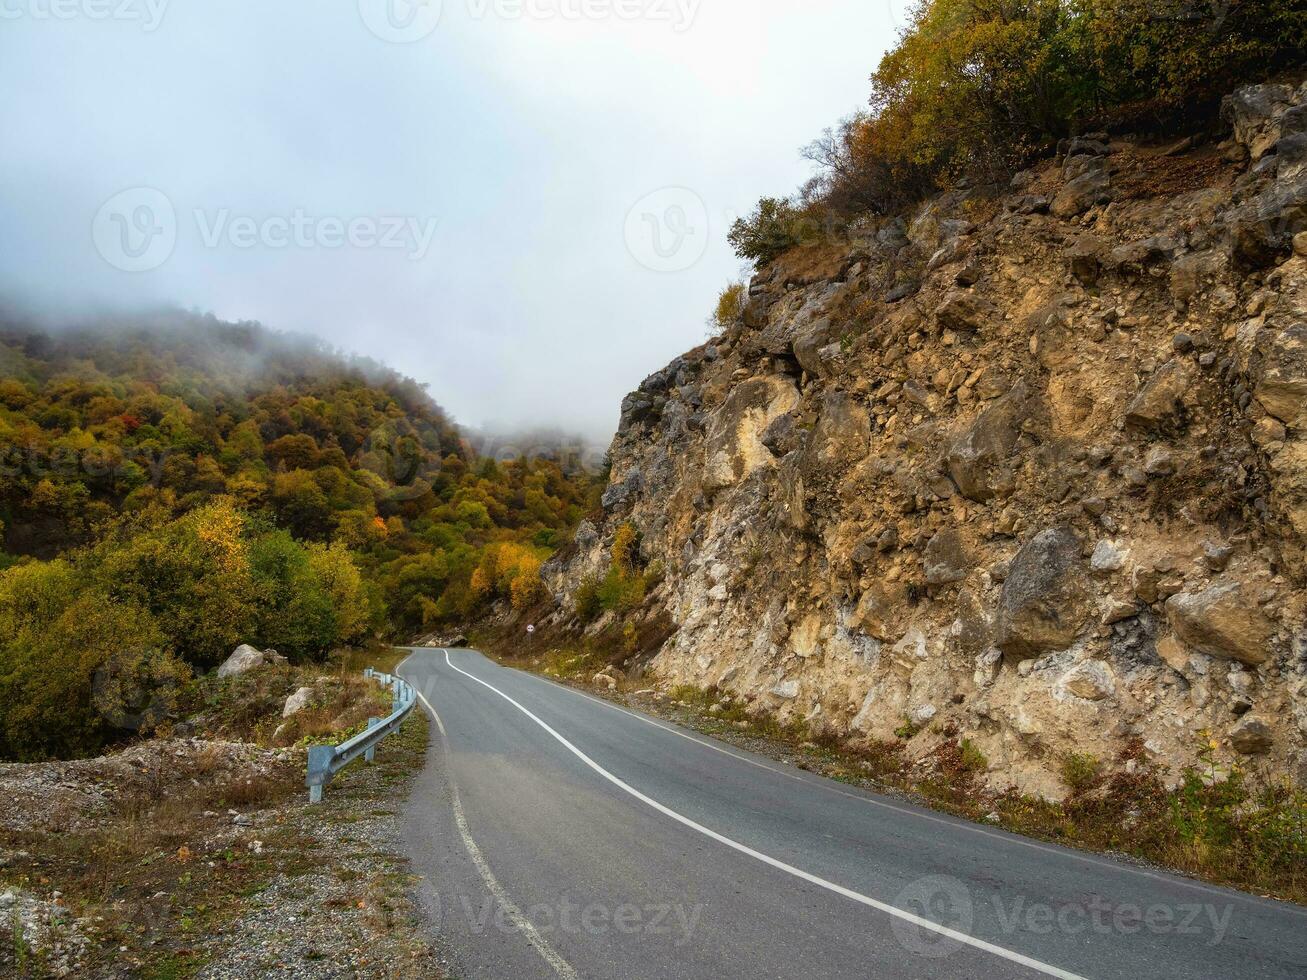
[0,314,599,761]
[729,0,1305,263]
[0,661,435,979]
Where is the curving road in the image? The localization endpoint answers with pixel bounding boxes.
[397,647,1307,980]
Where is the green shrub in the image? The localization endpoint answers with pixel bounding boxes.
[1061,752,1104,793]
[959,738,988,773]
[710,282,747,332]
[574,575,602,621]
[727,198,809,266]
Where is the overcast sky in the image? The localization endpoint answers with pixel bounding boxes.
[0,0,899,441]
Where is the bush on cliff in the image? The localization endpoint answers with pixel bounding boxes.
[732,0,1306,260]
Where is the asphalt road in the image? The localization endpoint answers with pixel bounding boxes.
[397,647,1307,980]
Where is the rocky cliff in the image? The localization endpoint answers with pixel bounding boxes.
[546,81,1307,799]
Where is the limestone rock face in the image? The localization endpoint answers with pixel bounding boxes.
[703,377,799,492]
[997,527,1089,658]
[544,80,1307,797]
[1165,582,1274,666]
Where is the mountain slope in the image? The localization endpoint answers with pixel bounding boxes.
[543,81,1307,809]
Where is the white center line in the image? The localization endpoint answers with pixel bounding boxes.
[438,648,1086,980]
[409,660,580,980]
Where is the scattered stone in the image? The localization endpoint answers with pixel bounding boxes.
[282,688,315,719]
[1090,539,1129,574]
[1230,716,1274,755]
[1166,581,1274,666]
[1144,446,1177,477]
[1060,661,1115,701]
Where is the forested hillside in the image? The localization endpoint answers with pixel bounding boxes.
[0,310,600,759]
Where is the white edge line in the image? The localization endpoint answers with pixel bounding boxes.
[407,652,580,980]
[436,649,1086,980]
[496,650,1307,916]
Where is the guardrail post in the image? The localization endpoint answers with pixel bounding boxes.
[365,718,380,762]
[306,745,334,804]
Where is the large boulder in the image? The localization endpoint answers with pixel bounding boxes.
[1165,581,1274,666]
[997,527,1090,658]
[1252,323,1307,426]
[947,381,1030,501]
[792,318,842,378]
[1222,82,1298,161]
[799,391,871,478]
[1225,172,1307,268]
[217,644,286,679]
[1051,157,1111,219]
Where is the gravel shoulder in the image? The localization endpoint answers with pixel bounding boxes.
[1,706,441,979]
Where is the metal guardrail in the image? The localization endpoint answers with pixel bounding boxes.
[306,667,417,803]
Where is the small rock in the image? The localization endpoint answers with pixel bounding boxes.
[1230,716,1273,755]
[1090,539,1129,574]
[1144,446,1177,477]
[282,687,315,719]
[1102,598,1139,625]
[1061,661,1115,701]
[1172,333,1195,353]
[1203,542,1235,571]
[1295,231,1307,257]
[770,680,801,701]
